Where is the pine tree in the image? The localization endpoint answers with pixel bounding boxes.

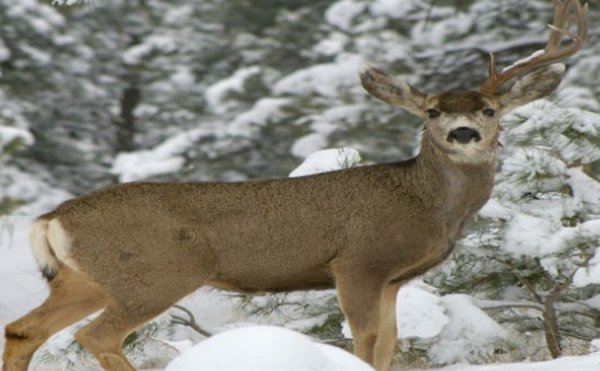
[0,0,65,214]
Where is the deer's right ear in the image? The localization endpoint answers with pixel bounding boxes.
[359,65,427,118]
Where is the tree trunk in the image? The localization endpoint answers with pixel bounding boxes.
[543,293,562,359]
[114,84,141,153]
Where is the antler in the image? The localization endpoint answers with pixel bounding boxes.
[480,0,588,95]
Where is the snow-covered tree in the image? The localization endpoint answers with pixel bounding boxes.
[0,0,71,214]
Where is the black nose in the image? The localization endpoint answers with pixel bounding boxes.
[447,127,481,144]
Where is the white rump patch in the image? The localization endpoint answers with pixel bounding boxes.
[29,219,56,273]
[47,219,73,263]
[29,218,77,274]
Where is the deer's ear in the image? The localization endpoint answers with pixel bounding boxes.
[359,65,427,118]
[498,63,565,115]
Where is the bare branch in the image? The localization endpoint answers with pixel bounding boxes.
[170,305,213,338]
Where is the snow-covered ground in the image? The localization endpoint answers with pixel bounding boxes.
[2,215,599,370]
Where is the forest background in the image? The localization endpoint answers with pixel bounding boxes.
[1,0,600,369]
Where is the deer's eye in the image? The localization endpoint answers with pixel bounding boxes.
[482,108,496,117]
[427,109,441,118]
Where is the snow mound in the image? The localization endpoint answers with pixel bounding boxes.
[430,294,507,365]
[289,148,361,177]
[164,325,374,371]
[396,281,449,339]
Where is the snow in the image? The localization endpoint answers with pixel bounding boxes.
[325,0,367,31]
[413,353,600,371]
[51,0,82,5]
[0,126,34,149]
[569,167,600,212]
[165,325,374,371]
[289,148,361,177]
[226,97,291,137]
[411,8,471,46]
[429,295,507,365]
[291,133,328,158]
[573,246,600,287]
[204,66,261,114]
[478,199,513,220]
[111,128,208,182]
[290,103,366,158]
[312,33,349,57]
[18,44,52,66]
[499,148,567,197]
[501,50,545,73]
[395,281,449,339]
[501,213,555,258]
[369,0,420,19]
[273,54,364,98]
[504,101,600,165]
[170,66,196,88]
[164,5,194,25]
[0,37,10,63]
[1,167,71,214]
[122,35,177,65]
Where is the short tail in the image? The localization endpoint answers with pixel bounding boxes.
[29,218,72,281]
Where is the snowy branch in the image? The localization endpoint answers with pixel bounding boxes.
[473,298,599,320]
[52,0,84,5]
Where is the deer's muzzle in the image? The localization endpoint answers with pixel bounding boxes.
[447,127,482,144]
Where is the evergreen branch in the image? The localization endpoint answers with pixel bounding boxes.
[556,253,596,293]
[560,295,600,316]
[559,329,599,342]
[474,298,599,319]
[473,299,545,312]
[512,269,542,304]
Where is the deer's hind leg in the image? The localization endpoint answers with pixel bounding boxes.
[3,267,108,371]
[74,271,214,371]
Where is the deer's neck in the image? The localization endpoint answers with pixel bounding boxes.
[414,132,496,222]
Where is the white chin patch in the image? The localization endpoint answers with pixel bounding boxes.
[448,143,494,164]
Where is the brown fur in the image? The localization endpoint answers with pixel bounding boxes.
[437,91,486,113]
[3,62,565,371]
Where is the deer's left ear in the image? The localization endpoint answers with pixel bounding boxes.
[498,63,565,115]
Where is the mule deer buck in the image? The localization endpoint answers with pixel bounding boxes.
[3,1,587,371]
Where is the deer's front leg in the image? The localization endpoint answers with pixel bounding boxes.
[373,282,401,371]
[335,271,385,366]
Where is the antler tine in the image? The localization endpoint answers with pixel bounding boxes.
[480,0,588,95]
[546,0,574,51]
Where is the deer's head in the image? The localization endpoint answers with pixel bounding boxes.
[360,0,587,166]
